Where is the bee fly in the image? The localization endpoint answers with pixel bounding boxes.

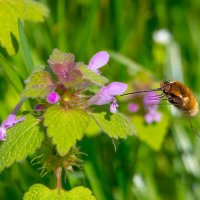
[122,81,199,135]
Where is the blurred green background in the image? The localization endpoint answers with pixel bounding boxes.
[1,0,200,199]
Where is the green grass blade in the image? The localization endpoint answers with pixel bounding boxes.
[18,19,34,74]
[0,54,23,93]
[84,162,106,200]
[57,0,68,50]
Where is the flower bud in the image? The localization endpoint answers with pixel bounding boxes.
[46,91,60,104]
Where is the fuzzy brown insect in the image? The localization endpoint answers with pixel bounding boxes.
[160,81,199,117]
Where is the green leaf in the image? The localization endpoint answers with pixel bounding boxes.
[79,65,109,86]
[48,49,75,64]
[0,114,44,172]
[44,105,91,156]
[0,0,49,55]
[22,71,55,98]
[90,112,135,138]
[23,184,96,200]
[131,114,169,150]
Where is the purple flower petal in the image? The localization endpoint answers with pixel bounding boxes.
[110,98,119,113]
[128,103,139,113]
[88,82,127,106]
[88,87,113,105]
[0,114,25,141]
[0,127,6,141]
[2,114,17,128]
[46,91,60,104]
[88,51,109,74]
[143,91,160,106]
[144,112,154,124]
[2,114,24,129]
[88,82,126,113]
[143,91,160,111]
[153,111,162,122]
[106,82,127,96]
[144,110,162,124]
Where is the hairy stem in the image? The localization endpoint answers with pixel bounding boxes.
[56,167,62,189]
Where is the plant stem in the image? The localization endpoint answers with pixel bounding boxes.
[56,167,62,189]
[11,98,25,114]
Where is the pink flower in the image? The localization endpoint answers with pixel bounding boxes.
[0,127,6,141]
[143,91,160,111]
[144,110,162,124]
[88,51,109,74]
[2,114,25,129]
[0,114,25,141]
[141,92,162,124]
[34,104,44,112]
[110,98,119,113]
[46,91,60,104]
[88,82,127,113]
[128,103,139,113]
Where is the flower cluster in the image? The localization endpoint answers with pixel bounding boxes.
[45,50,127,113]
[128,91,162,124]
[0,50,127,141]
[143,92,162,124]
